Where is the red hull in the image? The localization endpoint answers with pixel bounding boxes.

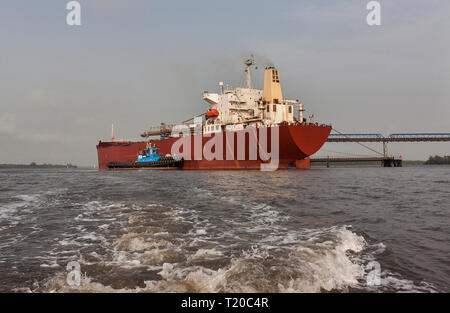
[96,124,331,170]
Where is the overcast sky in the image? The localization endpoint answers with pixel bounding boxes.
[0,0,449,166]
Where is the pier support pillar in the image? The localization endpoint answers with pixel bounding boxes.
[382,158,403,167]
[382,159,392,167]
[296,158,310,169]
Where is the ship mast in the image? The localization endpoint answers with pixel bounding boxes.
[244,57,254,89]
[111,123,115,142]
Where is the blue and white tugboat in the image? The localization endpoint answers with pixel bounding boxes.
[107,145,183,169]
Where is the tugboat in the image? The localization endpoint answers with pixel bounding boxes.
[107,145,183,169]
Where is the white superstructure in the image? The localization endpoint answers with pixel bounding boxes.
[141,59,307,138]
[202,59,303,134]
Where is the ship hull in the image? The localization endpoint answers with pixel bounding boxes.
[96,124,331,170]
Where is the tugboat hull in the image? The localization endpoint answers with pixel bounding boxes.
[107,157,183,169]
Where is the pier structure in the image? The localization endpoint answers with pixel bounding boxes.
[310,157,403,167]
[311,132,450,167]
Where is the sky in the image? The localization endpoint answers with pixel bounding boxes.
[0,0,449,166]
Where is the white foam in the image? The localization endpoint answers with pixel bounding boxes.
[79,232,105,242]
[34,197,433,293]
[189,248,223,261]
[69,226,367,293]
[44,188,68,196]
[40,261,61,268]
[115,233,173,252]
[0,194,39,219]
[360,269,438,293]
[158,263,174,280]
[15,194,39,202]
[58,239,82,247]
[196,229,207,235]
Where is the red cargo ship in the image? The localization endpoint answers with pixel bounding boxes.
[97,59,331,170]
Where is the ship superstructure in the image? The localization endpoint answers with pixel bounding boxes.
[141,59,305,138]
[204,60,304,131]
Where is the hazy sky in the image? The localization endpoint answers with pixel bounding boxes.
[0,0,449,165]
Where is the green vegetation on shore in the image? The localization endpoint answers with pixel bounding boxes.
[424,155,450,165]
[0,162,77,169]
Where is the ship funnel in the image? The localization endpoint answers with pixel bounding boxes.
[263,67,283,104]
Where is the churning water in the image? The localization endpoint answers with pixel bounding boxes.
[0,166,448,292]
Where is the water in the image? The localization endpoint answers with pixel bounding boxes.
[0,166,448,293]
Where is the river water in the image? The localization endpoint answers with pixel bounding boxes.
[0,166,448,292]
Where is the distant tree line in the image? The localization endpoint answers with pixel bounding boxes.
[0,163,77,169]
[424,155,450,165]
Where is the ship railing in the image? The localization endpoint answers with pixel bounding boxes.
[141,124,176,137]
[141,123,198,138]
[282,99,301,104]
